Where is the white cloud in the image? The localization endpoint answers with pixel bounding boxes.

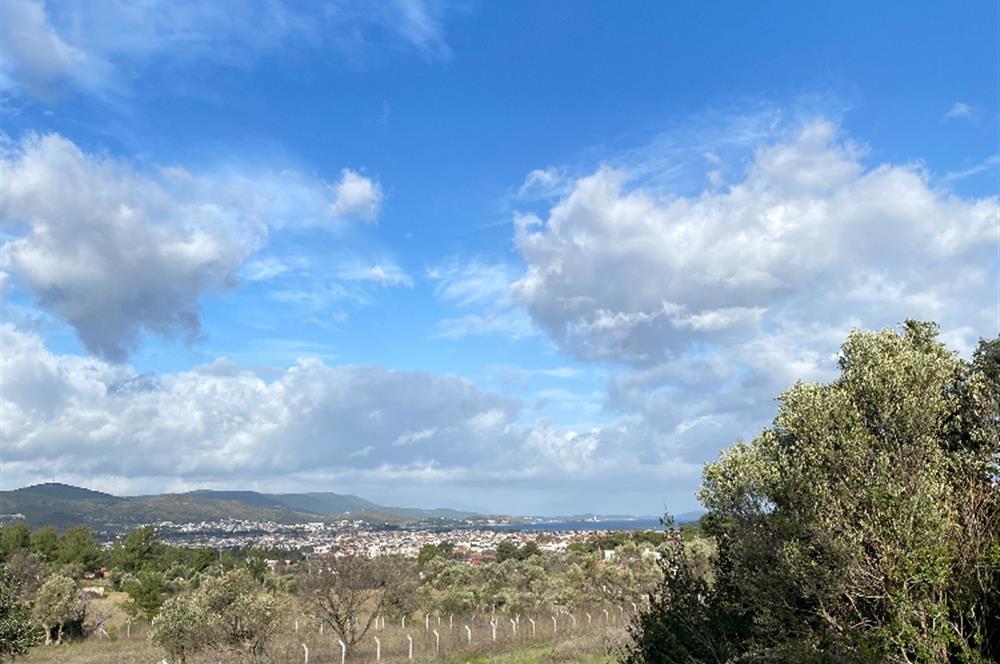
[429,259,537,340]
[0,133,378,360]
[512,120,998,364]
[337,259,413,287]
[0,0,456,101]
[517,167,568,199]
[0,0,103,99]
[501,118,997,497]
[329,169,383,223]
[943,155,1000,182]
[943,102,978,122]
[1,324,702,512]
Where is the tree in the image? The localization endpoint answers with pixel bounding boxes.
[3,550,48,600]
[197,568,277,662]
[29,528,59,563]
[495,541,520,563]
[108,526,162,574]
[123,570,167,620]
[418,541,455,565]
[56,527,101,572]
[0,567,42,661]
[32,574,83,645]
[150,595,207,664]
[298,555,403,650]
[0,525,30,561]
[625,323,1000,663]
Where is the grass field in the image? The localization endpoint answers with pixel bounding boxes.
[22,628,621,663]
[22,598,627,663]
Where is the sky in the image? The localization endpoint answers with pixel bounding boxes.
[0,0,998,516]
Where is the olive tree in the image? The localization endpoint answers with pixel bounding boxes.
[197,568,278,662]
[625,323,1000,663]
[298,555,405,650]
[32,574,84,645]
[0,567,42,661]
[150,595,207,664]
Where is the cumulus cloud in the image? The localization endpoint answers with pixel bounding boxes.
[512,120,998,364]
[0,324,698,512]
[502,119,998,495]
[0,133,377,360]
[329,169,383,223]
[0,0,455,100]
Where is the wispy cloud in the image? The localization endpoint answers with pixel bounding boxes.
[0,0,457,102]
[428,259,537,340]
[942,101,982,123]
[943,155,1000,182]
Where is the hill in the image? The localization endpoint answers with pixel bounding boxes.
[186,489,479,521]
[0,483,481,532]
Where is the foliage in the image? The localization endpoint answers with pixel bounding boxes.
[0,525,31,561]
[149,595,206,664]
[32,574,85,645]
[418,541,456,564]
[29,528,59,563]
[55,527,101,572]
[496,540,544,563]
[123,570,167,620]
[625,323,1000,663]
[298,555,405,649]
[0,567,43,662]
[148,567,278,662]
[198,568,279,661]
[2,550,48,601]
[108,526,163,574]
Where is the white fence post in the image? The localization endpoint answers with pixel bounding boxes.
[406,633,413,660]
[465,625,472,644]
[433,629,440,653]
[338,639,346,664]
[374,636,381,662]
[301,643,308,664]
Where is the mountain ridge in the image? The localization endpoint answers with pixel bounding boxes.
[0,483,490,532]
[0,483,689,533]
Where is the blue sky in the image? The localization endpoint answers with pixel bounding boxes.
[1,0,997,515]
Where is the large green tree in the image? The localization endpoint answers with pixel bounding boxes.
[56,527,101,572]
[0,568,42,662]
[0,526,30,561]
[625,323,1000,663]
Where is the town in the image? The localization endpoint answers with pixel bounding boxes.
[151,518,622,561]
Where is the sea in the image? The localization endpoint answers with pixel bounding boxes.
[489,517,664,532]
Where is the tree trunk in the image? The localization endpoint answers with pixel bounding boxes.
[43,623,52,645]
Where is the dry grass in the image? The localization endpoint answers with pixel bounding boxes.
[23,609,626,663]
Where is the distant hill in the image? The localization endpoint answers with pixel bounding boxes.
[0,482,674,534]
[0,483,481,532]
[187,489,478,521]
